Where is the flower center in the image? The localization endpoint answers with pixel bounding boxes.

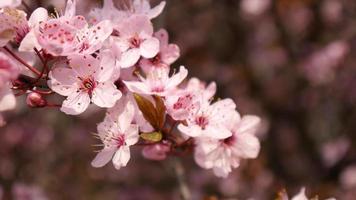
[113,134,125,148]
[80,76,96,96]
[195,116,209,129]
[152,87,164,93]
[223,135,235,146]
[129,35,141,48]
[150,53,161,65]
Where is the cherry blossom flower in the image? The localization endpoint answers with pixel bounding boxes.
[89,0,126,25]
[124,66,188,96]
[0,51,20,87]
[0,86,16,113]
[140,29,180,73]
[194,112,261,177]
[165,77,216,121]
[91,98,139,169]
[0,0,21,8]
[48,51,121,115]
[177,98,236,139]
[130,0,166,20]
[36,0,113,56]
[0,7,28,46]
[89,0,166,25]
[142,142,171,161]
[18,7,48,52]
[280,188,336,200]
[112,15,159,68]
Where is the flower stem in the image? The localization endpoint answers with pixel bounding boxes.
[3,46,41,76]
[171,158,192,200]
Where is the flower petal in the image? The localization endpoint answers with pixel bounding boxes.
[60,91,90,115]
[140,37,159,58]
[165,66,188,90]
[119,48,141,68]
[112,146,130,170]
[91,82,122,108]
[91,148,116,168]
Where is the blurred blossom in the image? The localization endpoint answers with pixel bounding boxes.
[301,40,349,84]
[283,4,312,37]
[340,165,356,189]
[240,0,271,16]
[12,183,48,200]
[321,0,343,25]
[142,142,171,160]
[320,137,350,167]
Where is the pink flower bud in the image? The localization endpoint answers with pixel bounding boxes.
[26,92,47,108]
[142,142,171,161]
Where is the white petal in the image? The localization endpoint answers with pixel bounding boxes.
[123,80,151,95]
[95,50,115,82]
[18,30,41,52]
[124,124,139,145]
[177,124,203,138]
[60,92,90,115]
[236,115,261,135]
[91,82,122,108]
[28,7,48,26]
[48,67,77,96]
[117,99,135,132]
[204,125,232,139]
[112,146,131,170]
[0,87,16,112]
[140,37,160,58]
[234,132,260,159]
[91,148,116,168]
[166,66,188,90]
[148,1,166,19]
[119,48,141,68]
[291,188,308,200]
[64,0,76,18]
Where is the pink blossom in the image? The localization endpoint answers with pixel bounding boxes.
[130,0,166,20]
[112,15,159,68]
[0,86,16,112]
[91,98,139,169]
[89,0,165,25]
[194,113,261,177]
[124,66,188,96]
[18,7,49,52]
[48,51,121,115]
[36,0,113,56]
[281,188,336,200]
[0,7,29,46]
[0,0,21,8]
[177,98,236,139]
[142,142,171,161]
[165,77,216,121]
[0,51,20,87]
[140,29,180,73]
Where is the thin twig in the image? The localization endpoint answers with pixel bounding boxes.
[171,158,192,200]
[3,47,41,76]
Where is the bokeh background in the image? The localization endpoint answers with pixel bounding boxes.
[1,0,356,199]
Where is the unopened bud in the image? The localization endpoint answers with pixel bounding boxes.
[26,92,47,108]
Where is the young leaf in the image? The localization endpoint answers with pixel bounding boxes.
[153,95,166,129]
[133,93,158,129]
[140,131,163,142]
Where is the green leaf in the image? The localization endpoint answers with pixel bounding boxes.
[140,131,163,142]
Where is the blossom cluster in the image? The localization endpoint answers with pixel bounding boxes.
[0,0,261,178]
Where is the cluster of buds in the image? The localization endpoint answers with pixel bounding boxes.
[0,0,261,178]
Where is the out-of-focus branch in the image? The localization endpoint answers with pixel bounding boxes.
[172,158,192,200]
